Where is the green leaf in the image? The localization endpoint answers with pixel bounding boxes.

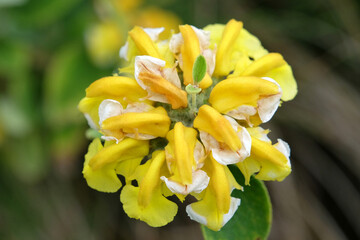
[202,165,272,240]
[192,55,207,83]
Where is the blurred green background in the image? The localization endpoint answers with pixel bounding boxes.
[0,0,359,239]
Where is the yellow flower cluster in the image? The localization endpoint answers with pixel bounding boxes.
[79,19,297,231]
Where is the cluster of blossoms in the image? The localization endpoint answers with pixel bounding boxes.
[79,19,297,231]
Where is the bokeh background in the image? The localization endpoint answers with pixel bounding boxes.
[1,0,359,239]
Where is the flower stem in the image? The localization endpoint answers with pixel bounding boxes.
[190,93,197,116]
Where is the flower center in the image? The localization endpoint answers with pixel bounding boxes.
[155,79,216,127]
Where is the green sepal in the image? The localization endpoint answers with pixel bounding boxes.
[192,55,207,83]
[185,84,202,94]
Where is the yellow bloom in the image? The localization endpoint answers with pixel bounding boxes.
[78,76,148,129]
[170,24,214,89]
[101,104,171,141]
[209,76,282,126]
[161,122,208,201]
[83,138,149,192]
[120,151,178,227]
[186,155,242,231]
[237,127,291,185]
[231,53,297,101]
[134,55,187,109]
[129,26,163,59]
[204,19,268,77]
[80,19,297,230]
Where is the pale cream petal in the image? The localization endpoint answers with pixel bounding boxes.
[143,93,169,103]
[160,170,210,195]
[226,105,257,122]
[101,135,122,143]
[199,131,218,155]
[169,26,213,75]
[190,26,211,51]
[224,116,252,161]
[98,99,123,126]
[143,27,165,41]
[203,49,216,75]
[134,55,185,106]
[84,113,98,130]
[124,102,153,113]
[274,139,291,166]
[189,170,210,193]
[162,66,181,88]
[125,133,157,140]
[186,205,208,226]
[194,141,206,169]
[134,55,170,103]
[222,197,241,226]
[200,131,249,165]
[134,55,165,89]
[119,28,164,61]
[169,32,183,55]
[257,77,282,123]
[247,127,271,143]
[211,146,241,166]
[119,41,129,60]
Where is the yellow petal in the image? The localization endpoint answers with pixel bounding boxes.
[235,28,268,60]
[186,190,240,231]
[88,138,149,170]
[82,138,122,192]
[194,105,242,152]
[115,157,144,183]
[199,116,252,165]
[139,72,188,109]
[85,76,147,101]
[161,170,210,196]
[208,155,231,213]
[214,19,243,76]
[165,122,197,184]
[138,150,166,207]
[179,25,213,88]
[236,157,261,185]
[78,97,103,129]
[121,185,178,227]
[131,157,153,183]
[101,106,171,138]
[251,137,291,181]
[185,155,241,231]
[129,26,162,59]
[209,76,281,114]
[204,21,268,77]
[240,53,297,101]
[238,134,291,183]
